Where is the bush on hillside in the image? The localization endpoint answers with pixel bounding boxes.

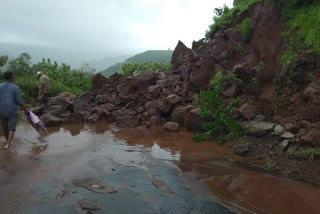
[193,71,242,144]
[121,62,171,76]
[205,0,260,40]
[239,18,253,42]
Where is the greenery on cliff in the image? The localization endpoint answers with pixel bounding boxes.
[101,50,173,77]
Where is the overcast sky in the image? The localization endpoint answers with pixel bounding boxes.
[0,0,233,58]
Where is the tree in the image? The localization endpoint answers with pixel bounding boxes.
[0,55,8,67]
[7,53,32,75]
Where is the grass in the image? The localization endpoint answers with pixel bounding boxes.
[239,18,253,42]
[206,0,260,40]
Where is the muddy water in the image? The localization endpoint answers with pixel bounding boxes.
[0,122,320,213]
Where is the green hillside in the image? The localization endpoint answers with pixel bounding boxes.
[101,50,173,77]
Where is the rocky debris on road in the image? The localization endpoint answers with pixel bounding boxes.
[73,178,117,194]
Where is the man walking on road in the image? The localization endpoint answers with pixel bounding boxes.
[37,71,51,104]
[0,71,28,149]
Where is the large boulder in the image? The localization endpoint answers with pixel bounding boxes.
[189,56,216,90]
[184,108,203,132]
[131,72,159,92]
[239,103,257,120]
[241,121,276,136]
[40,113,62,126]
[171,105,194,125]
[171,41,199,70]
[73,92,95,113]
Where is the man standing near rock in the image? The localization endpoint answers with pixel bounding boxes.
[37,71,51,104]
[0,71,29,149]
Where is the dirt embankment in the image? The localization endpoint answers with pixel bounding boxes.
[34,2,320,184]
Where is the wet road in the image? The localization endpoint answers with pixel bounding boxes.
[1,122,320,213]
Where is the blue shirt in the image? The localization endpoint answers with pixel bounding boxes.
[0,81,24,118]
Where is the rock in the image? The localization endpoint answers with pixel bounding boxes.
[184,108,203,132]
[234,142,249,156]
[145,101,158,116]
[166,75,181,88]
[280,131,295,139]
[279,140,290,152]
[149,115,162,126]
[131,72,159,92]
[73,178,117,194]
[189,56,216,89]
[171,40,198,70]
[72,92,94,113]
[147,85,162,96]
[283,122,299,134]
[78,199,100,211]
[171,105,194,125]
[95,94,107,104]
[164,122,179,132]
[222,84,241,98]
[105,92,121,105]
[300,129,320,146]
[253,114,266,122]
[165,94,182,104]
[114,113,142,128]
[155,99,173,116]
[40,113,62,126]
[49,92,76,108]
[239,103,257,120]
[274,124,285,136]
[241,121,276,136]
[233,63,255,82]
[91,73,108,93]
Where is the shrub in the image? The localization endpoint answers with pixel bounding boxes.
[206,0,260,40]
[121,62,171,76]
[193,71,242,144]
[4,53,94,105]
[239,18,253,42]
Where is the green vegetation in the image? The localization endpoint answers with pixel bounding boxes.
[1,53,94,106]
[280,0,320,67]
[239,18,253,42]
[101,50,173,77]
[205,0,260,40]
[264,156,274,168]
[121,62,171,76]
[305,147,320,162]
[193,71,242,144]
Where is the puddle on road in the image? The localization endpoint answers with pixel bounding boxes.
[1,121,320,213]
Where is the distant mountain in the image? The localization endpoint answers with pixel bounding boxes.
[0,43,128,70]
[87,55,131,72]
[101,50,173,77]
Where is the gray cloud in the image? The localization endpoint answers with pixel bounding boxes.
[0,0,233,60]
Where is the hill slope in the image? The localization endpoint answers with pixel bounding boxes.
[101,50,173,77]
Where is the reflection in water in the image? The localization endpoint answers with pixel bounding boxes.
[151,143,180,161]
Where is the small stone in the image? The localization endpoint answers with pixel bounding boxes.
[280,131,295,139]
[239,103,257,120]
[253,114,266,122]
[274,124,285,136]
[164,122,179,132]
[234,142,249,156]
[279,140,290,152]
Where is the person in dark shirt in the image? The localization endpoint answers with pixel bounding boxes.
[0,71,28,149]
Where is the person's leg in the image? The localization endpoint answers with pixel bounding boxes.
[1,118,9,146]
[4,116,17,149]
